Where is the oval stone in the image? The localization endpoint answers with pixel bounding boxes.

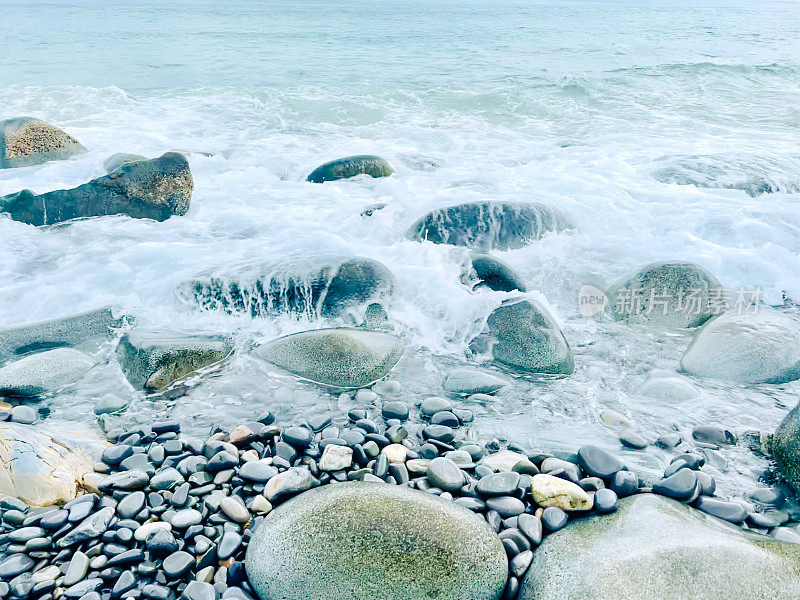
[245,481,507,600]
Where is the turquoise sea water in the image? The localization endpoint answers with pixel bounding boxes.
[1,0,799,498]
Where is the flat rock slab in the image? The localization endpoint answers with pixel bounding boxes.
[258,328,403,389]
[0,152,192,225]
[116,330,233,390]
[519,494,800,600]
[245,481,507,600]
[0,307,125,362]
[0,117,86,169]
[0,423,102,506]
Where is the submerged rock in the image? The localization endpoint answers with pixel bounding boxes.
[116,331,233,390]
[680,310,800,383]
[0,152,192,225]
[0,117,86,169]
[407,201,571,250]
[519,494,800,600]
[103,153,147,173]
[471,299,574,375]
[0,348,95,397]
[245,481,507,600]
[771,402,800,492]
[466,254,527,292]
[306,155,393,183]
[180,256,396,320]
[607,261,724,328]
[0,423,101,506]
[257,328,403,388]
[0,307,126,361]
[634,374,700,400]
[443,368,506,394]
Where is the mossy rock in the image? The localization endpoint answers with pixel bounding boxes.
[307,155,393,183]
[245,481,507,600]
[0,117,86,169]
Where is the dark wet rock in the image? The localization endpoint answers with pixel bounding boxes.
[541,507,567,531]
[519,494,800,600]
[162,551,195,578]
[245,481,507,600]
[619,430,647,449]
[264,467,312,503]
[466,254,527,293]
[681,310,800,383]
[306,155,393,183]
[56,507,114,547]
[576,445,625,479]
[693,425,736,446]
[180,257,397,321]
[0,554,34,578]
[594,489,618,513]
[116,330,232,390]
[607,261,723,328]
[0,307,125,362]
[652,469,697,501]
[694,497,747,524]
[0,117,86,169]
[116,491,145,520]
[486,496,526,517]
[181,581,216,600]
[471,299,574,375]
[517,514,542,545]
[407,201,571,250]
[381,401,409,421]
[258,328,403,389]
[426,457,464,492]
[99,470,150,492]
[0,152,192,225]
[476,472,520,497]
[0,348,94,397]
[103,153,147,173]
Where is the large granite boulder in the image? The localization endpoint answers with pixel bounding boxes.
[607,261,723,328]
[0,307,125,362]
[0,117,86,169]
[466,254,527,293]
[771,402,800,491]
[257,328,403,388]
[407,201,571,250]
[0,152,192,225]
[471,299,574,375]
[519,494,800,600]
[681,310,800,383]
[0,348,95,398]
[306,155,393,183]
[180,256,396,320]
[0,423,102,506]
[245,481,507,600]
[116,331,233,390]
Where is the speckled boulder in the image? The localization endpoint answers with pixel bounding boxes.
[519,494,800,600]
[306,155,393,183]
[245,481,507,600]
[0,423,103,506]
[471,298,574,375]
[116,330,233,390]
[0,117,86,169]
[407,201,571,250]
[607,261,723,328]
[681,310,800,383]
[181,256,396,320]
[0,152,192,225]
[258,328,403,389]
[772,402,800,491]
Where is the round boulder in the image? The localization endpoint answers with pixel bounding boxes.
[772,402,800,491]
[471,298,574,375]
[0,117,86,169]
[306,155,393,183]
[407,201,571,250]
[257,328,403,389]
[466,254,527,293]
[607,261,723,328]
[680,310,800,383]
[245,481,507,600]
[0,348,95,397]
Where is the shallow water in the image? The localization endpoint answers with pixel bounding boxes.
[1,0,800,502]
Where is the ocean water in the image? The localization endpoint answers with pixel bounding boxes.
[1,0,800,498]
